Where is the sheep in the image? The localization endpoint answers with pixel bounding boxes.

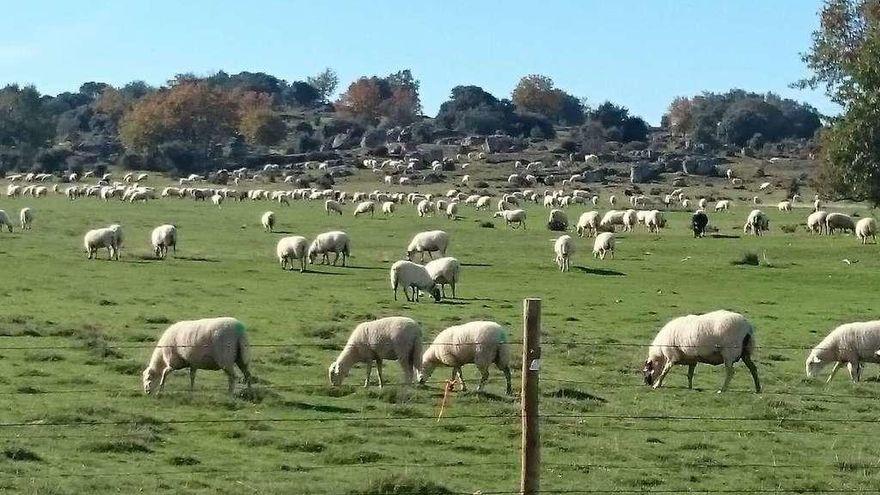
[142,317,251,396]
[806,320,880,383]
[777,200,792,212]
[813,199,822,212]
[390,260,441,302]
[644,210,666,233]
[691,210,708,238]
[329,317,423,387]
[609,195,617,206]
[151,224,177,259]
[18,207,33,230]
[308,231,351,266]
[276,235,309,272]
[743,209,769,236]
[600,210,626,231]
[731,178,743,187]
[493,209,527,229]
[0,210,12,232]
[446,202,458,220]
[807,210,828,234]
[425,256,460,299]
[84,225,122,260]
[592,232,615,260]
[856,218,877,244]
[681,199,691,209]
[752,196,762,205]
[417,199,433,217]
[474,196,491,210]
[714,200,731,212]
[759,182,772,191]
[576,211,600,237]
[325,199,343,215]
[554,235,575,271]
[419,321,512,394]
[642,310,760,393]
[548,209,568,231]
[406,230,449,262]
[698,198,707,209]
[211,193,223,206]
[825,213,855,234]
[622,209,638,232]
[353,200,376,217]
[381,201,395,215]
[261,211,276,232]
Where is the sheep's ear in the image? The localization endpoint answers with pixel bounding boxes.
[810,356,822,364]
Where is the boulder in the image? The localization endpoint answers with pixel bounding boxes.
[630,163,658,183]
[360,128,386,149]
[484,134,519,153]
[682,156,719,176]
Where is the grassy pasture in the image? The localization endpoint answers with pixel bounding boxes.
[0,179,879,494]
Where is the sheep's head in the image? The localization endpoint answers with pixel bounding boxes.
[142,368,159,395]
[404,251,413,261]
[642,357,664,386]
[328,361,347,386]
[805,353,827,378]
[429,285,442,302]
[307,247,318,264]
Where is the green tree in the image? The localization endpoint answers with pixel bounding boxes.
[0,84,53,148]
[308,68,339,103]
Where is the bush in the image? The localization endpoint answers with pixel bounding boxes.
[347,475,453,495]
[732,252,760,266]
[779,224,798,233]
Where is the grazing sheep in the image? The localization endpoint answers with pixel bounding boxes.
[698,198,707,209]
[643,310,760,393]
[622,209,638,232]
[644,210,666,233]
[744,209,769,236]
[547,209,568,231]
[308,231,351,266]
[777,200,792,212]
[329,317,423,387]
[807,210,828,235]
[731,178,743,187]
[554,235,575,271]
[494,209,527,229]
[18,207,33,230]
[0,210,12,232]
[353,201,376,217]
[825,213,856,234]
[425,256,461,299]
[691,210,709,238]
[211,193,223,207]
[151,224,177,259]
[474,196,491,210]
[142,317,251,396]
[382,201,395,215]
[390,260,441,302]
[84,225,122,260]
[714,200,731,212]
[276,236,309,272]
[419,321,512,394]
[576,211,600,237]
[752,196,762,205]
[600,210,626,231]
[592,232,615,260]
[325,200,343,215]
[813,199,822,212]
[406,230,449,262]
[806,321,880,383]
[446,202,458,220]
[609,195,617,206]
[417,199,433,217]
[261,211,276,232]
[856,218,877,244]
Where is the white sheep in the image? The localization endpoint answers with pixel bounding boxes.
[474,196,491,210]
[0,210,13,232]
[151,224,177,259]
[329,317,423,387]
[425,256,460,299]
[743,209,769,236]
[493,209,527,229]
[261,211,276,232]
[446,202,458,220]
[807,210,828,235]
[276,235,309,272]
[406,230,449,262]
[353,200,376,217]
[777,200,792,212]
[18,207,33,230]
[554,235,575,272]
[576,211,601,237]
[698,198,707,209]
[599,210,625,231]
[419,321,512,394]
[825,213,855,234]
[417,199,433,217]
[806,321,880,383]
[714,200,731,212]
[593,232,615,260]
[856,218,877,244]
[325,199,343,215]
[643,310,760,393]
[609,195,617,206]
[84,225,122,260]
[211,193,223,207]
[308,231,350,266]
[622,209,638,232]
[548,209,568,230]
[390,260,441,302]
[142,317,251,395]
[382,201,395,215]
[644,210,666,233]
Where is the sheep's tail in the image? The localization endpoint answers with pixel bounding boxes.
[409,333,423,382]
[496,329,511,368]
[742,327,755,359]
[235,322,250,372]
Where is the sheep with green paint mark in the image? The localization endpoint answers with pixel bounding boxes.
[419,321,512,394]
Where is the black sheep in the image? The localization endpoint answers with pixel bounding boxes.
[692,211,709,238]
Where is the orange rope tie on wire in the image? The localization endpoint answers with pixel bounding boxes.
[436,379,457,422]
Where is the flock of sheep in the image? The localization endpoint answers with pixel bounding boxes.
[2,162,878,397]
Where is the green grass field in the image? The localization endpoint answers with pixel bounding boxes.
[1,178,880,494]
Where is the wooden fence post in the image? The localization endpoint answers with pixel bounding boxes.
[521,298,541,494]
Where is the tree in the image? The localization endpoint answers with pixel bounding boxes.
[0,84,53,149]
[716,99,785,147]
[308,68,339,103]
[335,71,421,124]
[119,82,238,159]
[238,92,286,146]
[511,75,583,125]
[587,102,648,142]
[335,77,384,121]
[666,96,694,134]
[78,82,111,100]
[285,81,320,107]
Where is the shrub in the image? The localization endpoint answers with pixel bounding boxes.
[347,475,453,495]
[779,224,798,234]
[732,252,760,266]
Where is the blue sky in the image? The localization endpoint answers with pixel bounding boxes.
[0,0,836,124]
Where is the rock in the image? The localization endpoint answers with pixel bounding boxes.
[484,134,520,153]
[331,133,357,150]
[682,156,719,176]
[630,163,658,183]
[360,129,386,149]
[461,136,484,148]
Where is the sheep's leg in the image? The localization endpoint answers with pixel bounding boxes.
[826,361,842,383]
[847,360,862,383]
[477,366,490,392]
[376,359,384,388]
[652,362,674,389]
[686,364,696,389]
[300,258,306,273]
[224,367,236,396]
[456,367,467,391]
[451,281,456,299]
[363,361,373,387]
[718,362,735,393]
[158,366,174,394]
[500,366,512,395]
[189,368,197,392]
[742,355,761,392]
